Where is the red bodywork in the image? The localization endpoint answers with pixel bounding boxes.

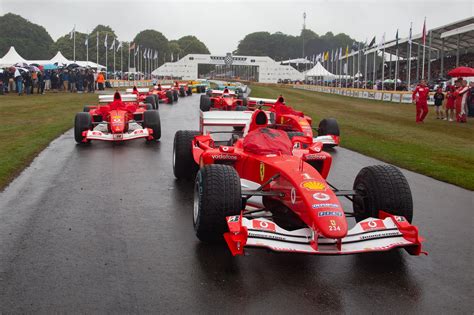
[192,110,424,256]
[80,94,154,142]
[208,88,246,111]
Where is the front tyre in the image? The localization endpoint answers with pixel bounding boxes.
[194,165,242,242]
[352,165,413,223]
[143,110,161,140]
[74,112,92,144]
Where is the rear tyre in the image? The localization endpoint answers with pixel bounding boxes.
[83,105,92,112]
[235,106,247,111]
[166,90,174,104]
[145,103,153,110]
[74,112,92,144]
[194,165,242,242]
[179,87,186,97]
[145,95,156,109]
[352,165,413,223]
[173,130,200,179]
[153,94,160,109]
[173,90,179,101]
[143,110,161,140]
[187,87,192,95]
[200,95,211,111]
[318,118,340,148]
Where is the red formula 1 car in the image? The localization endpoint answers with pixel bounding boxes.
[173,110,425,256]
[154,83,179,104]
[74,92,161,143]
[247,96,340,148]
[199,88,247,112]
[125,87,162,109]
[173,81,193,97]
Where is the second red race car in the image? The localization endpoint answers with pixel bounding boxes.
[199,88,248,112]
[74,91,161,143]
[173,110,425,257]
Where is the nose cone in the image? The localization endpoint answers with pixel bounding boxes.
[306,191,348,239]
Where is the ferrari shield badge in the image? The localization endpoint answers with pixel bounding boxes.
[259,162,265,181]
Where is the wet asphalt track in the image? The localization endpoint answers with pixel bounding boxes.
[0,93,473,313]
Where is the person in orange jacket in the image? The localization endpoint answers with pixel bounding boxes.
[412,79,430,123]
[97,72,105,91]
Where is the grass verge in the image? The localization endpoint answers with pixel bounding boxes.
[250,84,474,190]
[0,92,97,190]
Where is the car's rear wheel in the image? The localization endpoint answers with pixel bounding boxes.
[166,90,173,104]
[173,130,200,180]
[179,87,186,97]
[83,105,92,112]
[352,165,413,223]
[187,87,192,95]
[74,112,92,144]
[200,95,211,111]
[153,94,160,109]
[145,103,153,110]
[235,106,247,111]
[173,90,179,101]
[194,164,242,242]
[143,110,161,140]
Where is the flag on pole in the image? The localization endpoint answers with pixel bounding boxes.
[395,29,399,47]
[85,37,88,46]
[345,46,349,58]
[143,48,147,59]
[171,52,174,61]
[69,26,75,39]
[129,42,135,51]
[148,49,152,59]
[422,17,427,45]
[135,45,139,56]
[378,33,385,48]
[408,23,413,44]
[104,34,108,48]
[116,41,122,52]
[368,36,376,48]
[154,50,158,59]
[339,47,342,60]
[110,38,115,50]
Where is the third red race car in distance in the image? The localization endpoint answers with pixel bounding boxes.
[199,88,248,112]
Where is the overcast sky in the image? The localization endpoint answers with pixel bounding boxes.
[1,0,473,55]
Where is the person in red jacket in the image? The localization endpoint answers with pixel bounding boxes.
[412,79,430,123]
[454,79,469,123]
[445,85,456,121]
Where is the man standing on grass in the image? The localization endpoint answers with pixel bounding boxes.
[412,79,430,123]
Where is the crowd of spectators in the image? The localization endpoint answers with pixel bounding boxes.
[0,67,109,96]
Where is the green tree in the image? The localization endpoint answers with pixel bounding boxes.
[0,13,53,59]
[176,36,210,56]
[133,30,169,66]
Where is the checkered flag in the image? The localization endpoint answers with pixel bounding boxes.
[224,53,233,67]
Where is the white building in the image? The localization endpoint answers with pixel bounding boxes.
[152,53,305,83]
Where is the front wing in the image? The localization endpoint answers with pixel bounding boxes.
[313,135,340,146]
[83,129,153,142]
[224,211,425,256]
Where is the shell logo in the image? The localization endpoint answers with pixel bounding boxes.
[301,181,326,191]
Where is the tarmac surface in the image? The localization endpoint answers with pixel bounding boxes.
[0,93,472,313]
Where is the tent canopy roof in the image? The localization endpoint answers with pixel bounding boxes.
[0,46,27,66]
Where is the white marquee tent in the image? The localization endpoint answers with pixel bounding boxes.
[0,46,27,67]
[305,62,351,79]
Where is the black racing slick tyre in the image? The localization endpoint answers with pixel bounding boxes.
[193,164,242,242]
[83,105,92,112]
[318,118,340,136]
[187,87,192,95]
[145,103,153,110]
[74,112,92,144]
[179,87,186,97]
[143,110,161,140]
[173,90,179,102]
[235,106,247,111]
[352,165,413,223]
[166,90,174,104]
[173,130,200,180]
[145,95,156,109]
[200,95,211,112]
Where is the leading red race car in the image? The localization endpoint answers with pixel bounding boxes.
[173,110,425,256]
[74,91,161,143]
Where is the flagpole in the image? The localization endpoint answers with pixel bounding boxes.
[372,50,376,86]
[120,43,123,77]
[96,32,99,72]
[113,38,116,79]
[364,49,368,89]
[421,17,426,79]
[381,47,385,91]
[86,36,89,65]
[408,22,413,89]
[105,37,108,80]
[395,47,399,90]
[73,25,76,62]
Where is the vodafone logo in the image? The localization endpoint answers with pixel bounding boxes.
[252,220,276,232]
[290,188,296,204]
[361,220,386,231]
[313,193,330,201]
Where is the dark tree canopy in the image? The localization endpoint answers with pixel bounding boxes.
[235,29,359,60]
[0,13,53,59]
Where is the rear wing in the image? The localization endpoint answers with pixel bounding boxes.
[125,88,149,93]
[212,89,236,95]
[248,97,278,105]
[99,94,137,103]
[199,110,275,134]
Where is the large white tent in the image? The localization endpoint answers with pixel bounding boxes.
[1,46,106,70]
[0,46,27,67]
[305,61,351,79]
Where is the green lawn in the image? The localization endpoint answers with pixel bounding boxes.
[250,85,474,190]
[0,92,97,190]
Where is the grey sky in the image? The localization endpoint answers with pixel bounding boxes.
[1,0,473,55]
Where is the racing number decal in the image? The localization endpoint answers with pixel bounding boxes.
[259,162,265,182]
[329,219,341,231]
